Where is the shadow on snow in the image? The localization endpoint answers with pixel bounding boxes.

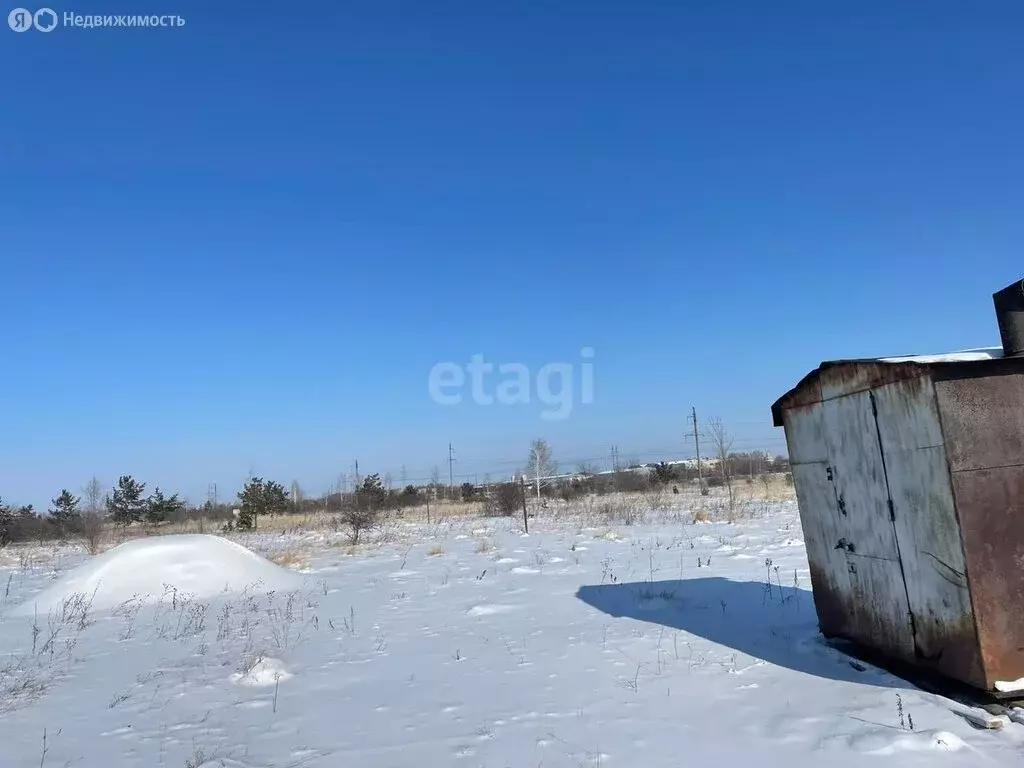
[575,577,910,689]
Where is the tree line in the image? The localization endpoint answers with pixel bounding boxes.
[0,437,789,547]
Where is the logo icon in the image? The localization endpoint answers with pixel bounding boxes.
[8,7,33,31]
[33,7,55,31]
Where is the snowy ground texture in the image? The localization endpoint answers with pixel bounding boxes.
[1,500,1023,767]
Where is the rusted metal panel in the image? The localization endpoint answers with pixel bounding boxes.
[784,405,854,640]
[790,460,856,639]
[935,373,1024,472]
[817,361,928,403]
[782,402,829,465]
[948,465,1024,690]
[772,361,927,427]
[935,372,1024,688]
[817,391,916,660]
[871,377,984,686]
[772,371,822,427]
[784,393,915,660]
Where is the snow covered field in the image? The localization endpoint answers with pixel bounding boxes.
[1,499,1022,767]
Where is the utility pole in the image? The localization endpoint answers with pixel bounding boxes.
[448,443,456,498]
[686,407,704,492]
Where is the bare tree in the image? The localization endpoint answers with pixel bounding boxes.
[526,439,558,499]
[80,512,104,555]
[707,417,736,508]
[430,466,441,500]
[290,480,304,514]
[83,476,104,516]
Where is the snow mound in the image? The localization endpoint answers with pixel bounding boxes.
[857,730,968,755]
[13,534,304,615]
[467,604,517,616]
[231,657,292,687]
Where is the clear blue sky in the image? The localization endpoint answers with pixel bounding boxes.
[2,1,1023,508]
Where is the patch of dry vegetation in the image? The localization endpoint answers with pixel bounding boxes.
[267,549,310,570]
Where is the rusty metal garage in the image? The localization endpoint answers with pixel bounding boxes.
[772,279,1024,694]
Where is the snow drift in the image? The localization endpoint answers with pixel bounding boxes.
[12,534,304,615]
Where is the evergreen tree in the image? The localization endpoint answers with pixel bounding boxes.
[107,475,146,526]
[145,487,184,525]
[235,477,289,530]
[237,477,265,530]
[356,474,387,511]
[49,489,81,527]
[262,480,289,516]
[0,499,12,547]
[650,462,678,486]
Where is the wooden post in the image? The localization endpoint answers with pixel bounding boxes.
[520,475,528,534]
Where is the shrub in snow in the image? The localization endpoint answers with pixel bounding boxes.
[486,482,522,517]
